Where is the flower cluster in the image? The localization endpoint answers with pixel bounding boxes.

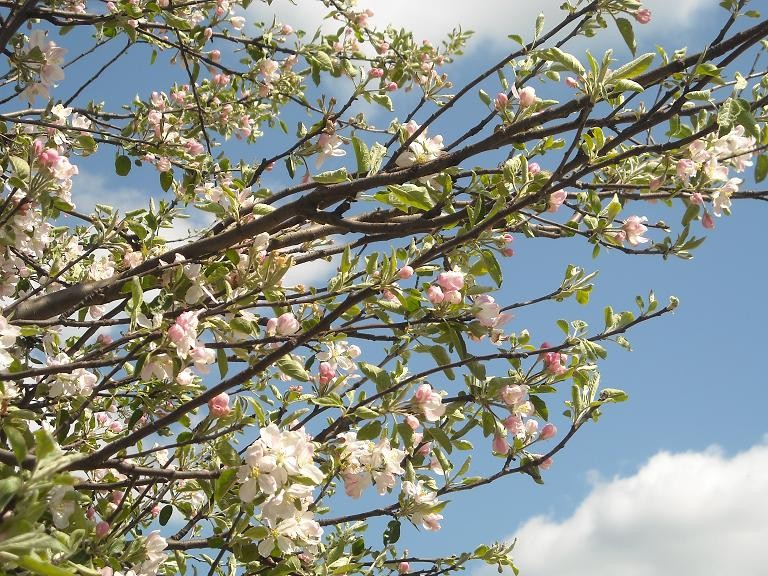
[400,480,443,531]
[18,30,67,104]
[338,432,406,498]
[237,424,325,556]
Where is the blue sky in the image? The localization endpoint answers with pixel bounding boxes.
[32,0,768,573]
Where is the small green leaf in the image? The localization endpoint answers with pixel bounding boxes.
[115,155,131,176]
[276,357,310,381]
[313,167,349,184]
[612,52,654,80]
[615,17,636,56]
[159,504,173,526]
[383,519,401,545]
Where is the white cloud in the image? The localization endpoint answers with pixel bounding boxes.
[481,443,768,576]
[73,169,212,242]
[282,253,340,287]
[272,0,716,52]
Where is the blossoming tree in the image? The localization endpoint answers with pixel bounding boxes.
[0,0,766,574]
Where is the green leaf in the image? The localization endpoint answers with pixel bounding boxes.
[0,533,67,555]
[425,426,452,454]
[599,388,629,403]
[3,424,27,463]
[611,79,644,93]
[615,17,636,56]
[313,167,349,184]
[115,155,131,176]
[755,154,768,183]
[383,519,401,545]
[9,156,30,180]
[529,395,549,420]
[356,420,382,441]
[16,555,75,576]
[159,504,173,526]
[427,345,455,380]
[216,348,229,378]
[215,468,238,500]
[351,136,370,174]
[160,170,173,192]
[540,47,585,76]
[612,52,654,79]
[276,357,310,381]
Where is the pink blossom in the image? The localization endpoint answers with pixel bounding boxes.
[494,92,508,110]
[518,86,536,107]
[176,368,195,386]
[501,384,526,406]
[97,333,113,347]
[676,158,696,182]
[209,49,221,62]
[702,211,715,229]
[208,392,231,418]
[369,67,384,78]
[525,419,539,437]
[539,456,553,470]
[543,350,568,376]
[690,192,704,205]
[398,265,414,279]
[492,434,509,454]
[191,345,215,371]
[528,162,541,175]
[399,561,410,574]
[427,285,444,304]
[565,76,579,88]
[442,289,462,305]
[417,442,432,457]
[540,423,557,440]
[377,42,390,54]
[405,414,420,430]
[386,82,398,92]
[281,24,293,35]
[185,139,205,155]
[437,270,464,291]
[548,189,568,212]
[95,521,110,538]
[213,73,230,86]
[502,247,515,257]
[151,505,161,517]
[412,384,445,422]
[318,361,335,385]
[621,215,649,246]
[230,16,246,30]
[634,8,652,24]
[649,177,663,192]
[504,414,524,436]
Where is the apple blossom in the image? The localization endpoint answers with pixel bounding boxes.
[518,86,536,107]
[634,8,652,23]
[622,215,650,246]
[208,392,231,417]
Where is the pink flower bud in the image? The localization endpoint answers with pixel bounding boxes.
[634,8,652,24]
[417,442,432,456]
[518,86,536,107]
[427,285,444,304]
[266,317,278,336]
[151,505,161,517]
[502,247,515,257]
[525,419,539,436]
[565,76,579,88]
[203,27,213,41]
[398,265,414,279]
[110,490,123,505]
[377,42,390,54]
[281,24,293,35]
[369,67,384,78]
[405,414,420,430]
[275,312,300,336]
[318,362,335,385]
[208,392,232,418]
[690,192,704,205]
[86,506,96,520]
[548,189,568,212]
[442,289,462,305]
[492,434,509,454]
[167,324,185,343]
[494,92,508,110]
[209,49,221,62]
[528,162,541,175]
[702,211,715,229]
[97,333,113,346]
[386,82,398,92]
[540,456,553,470]
[540,423,557,440]
[399,561,410,574]
[95,521,110,538]
[437,270,464,291]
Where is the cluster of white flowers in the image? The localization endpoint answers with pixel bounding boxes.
[395,121,444,186]
[400,480,443,531]
[682,126,756,217]
[101,531,169,576]
[338,431,406,498]
[47,352,98,398]
[18,30,67,104]
[237,424,325,556]
[0,314,20,371]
